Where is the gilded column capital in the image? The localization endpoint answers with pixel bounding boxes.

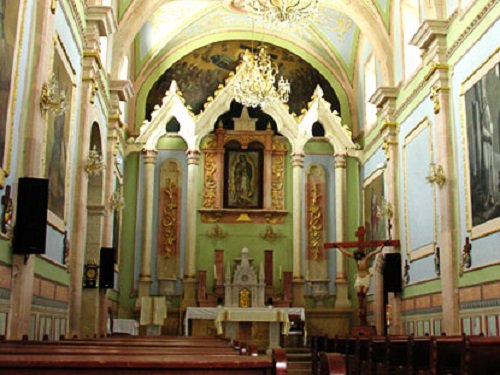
[291,153,304,168]
[142,150,157,164]
[186,149,201,165]
[333,154,347,169]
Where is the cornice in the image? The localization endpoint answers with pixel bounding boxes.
[86,5,118,36]
[447,0,497,59]
[110,80,135,102]
[369,86,398,108]
[411,19,448,50]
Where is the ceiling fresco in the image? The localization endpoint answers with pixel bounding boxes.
[134,2,360,82]
[145,40,341,118]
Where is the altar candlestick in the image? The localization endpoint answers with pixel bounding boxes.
[213,264,217,280]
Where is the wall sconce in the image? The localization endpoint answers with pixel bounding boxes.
[40,73,66,115]
[426,163,446,187]
[109,188,125,211]
[84,145,105,177]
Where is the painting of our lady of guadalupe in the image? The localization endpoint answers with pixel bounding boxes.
[0,0,20,167]
[226,151,262,208]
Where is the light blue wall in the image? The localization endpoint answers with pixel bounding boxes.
[451,19,500,268]
[398,98,437,284]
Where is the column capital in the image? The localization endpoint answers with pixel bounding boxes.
[291,153,304,168]
[333,153,347,169]
[142,149,157,164]
[186,149,201,165]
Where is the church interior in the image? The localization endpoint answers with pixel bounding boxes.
[0,0,499,370]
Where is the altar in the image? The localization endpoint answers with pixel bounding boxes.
[185,307,305,351]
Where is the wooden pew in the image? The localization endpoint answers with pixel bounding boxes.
[430,335,465,375]
[320,353,347,375]
[0,336,286,374]
[463,336,500,375]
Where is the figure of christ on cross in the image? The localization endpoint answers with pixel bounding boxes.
[325,226,400,326]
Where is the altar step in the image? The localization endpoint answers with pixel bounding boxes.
[286,347,313,375]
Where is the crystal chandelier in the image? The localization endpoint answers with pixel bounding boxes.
[243,0,319,28]
[84,145,105,177]
[232,48,290,108]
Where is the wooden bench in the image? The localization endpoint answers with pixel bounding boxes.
[463,336,500,375]
[0,336,287,374]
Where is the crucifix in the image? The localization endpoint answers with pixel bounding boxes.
[325,226,400,326]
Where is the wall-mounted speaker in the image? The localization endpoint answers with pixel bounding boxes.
[99,247,115,289]
[384,253,402,293]
[13,178,49,255]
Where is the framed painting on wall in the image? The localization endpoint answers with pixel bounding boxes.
[0,0,21,184]
[363,169,386,243]
[463,57,500,237]
[224,149,262,209]
[43,36,75,231]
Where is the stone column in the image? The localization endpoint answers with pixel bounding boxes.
[371,86,399,334]
[181,149,200,308]
[291,153,305,307]
[382,120,402,334]
[139,150,157,297]
[333,153,350,308]
[413,20,459,334]
[8,0,53,340]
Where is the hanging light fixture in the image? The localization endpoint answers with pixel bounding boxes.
[232,47,290,109]
[243,0,319,28]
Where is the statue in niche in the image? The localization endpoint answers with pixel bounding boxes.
[233,154,254,205]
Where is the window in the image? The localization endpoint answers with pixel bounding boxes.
[401,0,421,80]
[364,54,377,129]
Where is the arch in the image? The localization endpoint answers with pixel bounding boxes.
[111,0,394,85]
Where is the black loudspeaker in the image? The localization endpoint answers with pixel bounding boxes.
[384,253,402,293]
[99,247,115,289]
[13,177,49,254]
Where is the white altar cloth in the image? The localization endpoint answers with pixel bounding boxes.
[184,307,305,336]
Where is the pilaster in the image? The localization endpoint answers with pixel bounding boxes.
[291,153,305,307]
[138,150,157,297]
[416,20,459,335]
[182,149,200,308]
[333,153,350,309]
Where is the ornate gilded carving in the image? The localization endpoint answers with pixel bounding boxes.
[430,85,441,114]
[271,155,285,210]
[206,224,227,240]
[308,184,323,261]
[161,180,177,258]
[259,225,282,242]
[202,153,217,208]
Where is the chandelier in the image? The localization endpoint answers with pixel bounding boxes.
[233,48,290,108]
[40,73,66,115]
[84,145,105,177]
[243,0,319,28]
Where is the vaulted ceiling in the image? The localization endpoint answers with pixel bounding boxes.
[112,0,394,131]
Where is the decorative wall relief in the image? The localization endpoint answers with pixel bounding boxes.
[306,165,326,262]
[157,159,181,281]
[202,152,217,209]
[271,138,286,210]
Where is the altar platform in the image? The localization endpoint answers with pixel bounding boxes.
[185,307,305,351]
